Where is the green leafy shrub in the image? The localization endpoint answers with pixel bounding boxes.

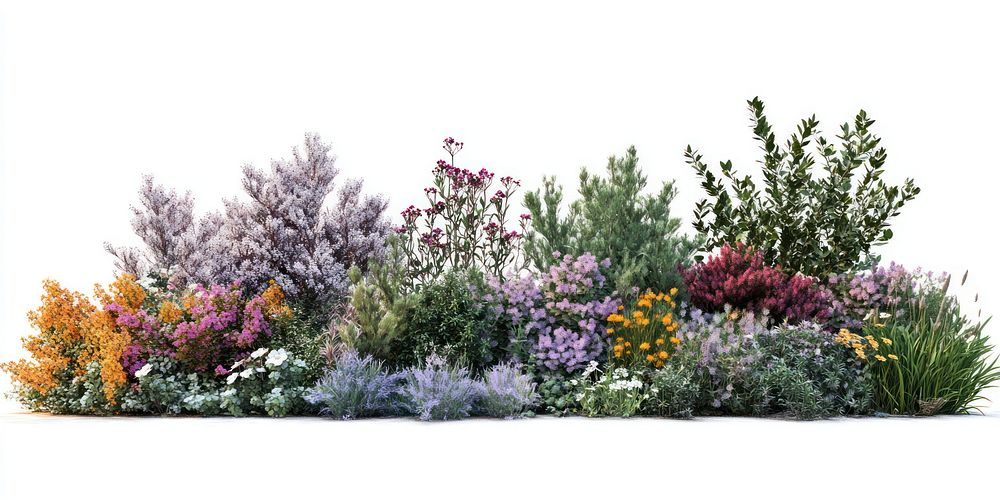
[390,271,503,370]
[524,146,699,295]
[571,361,648,417]
[869,274,1000,415]
[332,239,416,364]
[644,364,699,418]
[686,97,920,277]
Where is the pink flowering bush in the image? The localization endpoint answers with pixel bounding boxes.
[681,244,831,324]
[826,263,924,329]
[116,280,291,376]
[396,137,530,288]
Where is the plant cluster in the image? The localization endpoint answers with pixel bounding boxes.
[396,137,529,288]
[8,104,1000,422]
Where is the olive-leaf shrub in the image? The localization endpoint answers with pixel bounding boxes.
[686,97,920,277]
[400,355,485,421]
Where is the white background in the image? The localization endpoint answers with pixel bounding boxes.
[2,1,999,498]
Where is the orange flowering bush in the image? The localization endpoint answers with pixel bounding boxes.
[607,289,681,369]
[1,276,144,413]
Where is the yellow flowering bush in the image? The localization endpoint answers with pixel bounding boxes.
[607,289,681,369]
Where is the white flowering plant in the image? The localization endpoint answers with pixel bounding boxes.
[219,347,311,417]
[121,357,223,415]
[572,361,649,417]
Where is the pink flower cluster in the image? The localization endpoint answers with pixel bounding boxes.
[114,283,275,375]
[681,244,832,324]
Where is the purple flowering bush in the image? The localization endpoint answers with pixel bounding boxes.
[396,137,531,288]
[487,252,620,373]
[826,263,924,329]
[306,350,406,419]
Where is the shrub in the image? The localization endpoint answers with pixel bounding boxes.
[681,243,831,324]
[607,289,682,369]
[106,133,391,317]
[644,364,699,418]
[400,355,484,421]
[331,238,416,363]
[486,252,620,374]
[749,324,873,418]
[219,347,311,417]
[395,137,529,288]
[524,146,699,295]
[121,356,223,415]
[390,271,502,370]
[2,276,142,413]
[571,362,647,417]
[670,307,771,412]
[477,362,538,418]
[305,350,405,419]
[686,97,920,277]
[867,274,1000,415]
[826,263,921,330]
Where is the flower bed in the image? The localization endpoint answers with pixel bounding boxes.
[5,101,999,420]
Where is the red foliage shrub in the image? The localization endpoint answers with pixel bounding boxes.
[681,243,831,324]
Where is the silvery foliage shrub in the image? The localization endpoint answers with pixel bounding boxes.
[644,364,699,418]
[219,347,311,417]
[37,361,118,415]
[122,356,222,415]
[401,355,485,421]
[476,362,537,418]
[107,133,391,312]
[572,361,648,417]
[305,350,405,419]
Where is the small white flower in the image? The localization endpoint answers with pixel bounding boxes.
[569,379,578,386]
[221,388,236,398]
[226,372,239,385]
[134,364,153,378]
[240,368,254,379]
[250,347,269,359]
[256,367,266,373]
[879,312,892,319]
[265,348,288,368]
[231,358,245,370]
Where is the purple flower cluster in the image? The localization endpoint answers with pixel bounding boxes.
[487,252,620,373]
[826,263,928,329]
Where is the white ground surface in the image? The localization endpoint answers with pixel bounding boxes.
[2,400,998,499]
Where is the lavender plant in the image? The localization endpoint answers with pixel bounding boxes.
[477,362,538,418]
[400,355,485,421]
[395,137,530,288]
[305,350,406,419]
[107,133,391,317]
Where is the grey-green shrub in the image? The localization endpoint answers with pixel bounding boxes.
[644,365,699,418]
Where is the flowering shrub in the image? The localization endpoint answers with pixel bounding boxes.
[681,243,831,324]
[487,252,620,373]
[116,279,293,376]
[219,347,311,417]
[607,289,681,369]
[826,263,921,329]
[121,356,223,415]
[572,361,647,417]
[670,307,771,411]
[396,137,529,288]
[400,355,484,421]
[305,350,406,419]
[477,362,538,418]
[1,276,142,413]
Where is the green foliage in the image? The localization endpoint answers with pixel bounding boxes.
[390,271,502,370]
[268,305,328,384]
[572,362,648,417]
[10,361,118,415]
[121,357,223,415]
[870,275,1000,415]
[686,97,920,277]
[333,241,416,364]
[524,146,700,295]
[644,364,699,418]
